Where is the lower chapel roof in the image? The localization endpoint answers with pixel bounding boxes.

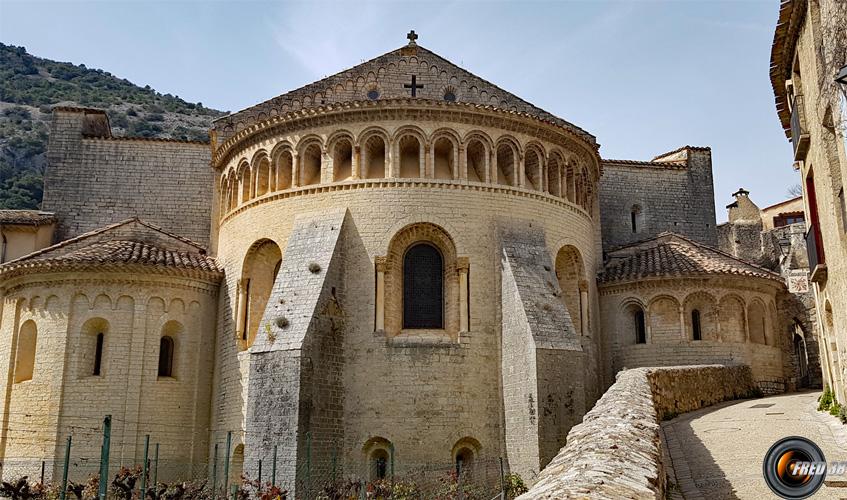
[0,219,222,281]
[599,233,784,285]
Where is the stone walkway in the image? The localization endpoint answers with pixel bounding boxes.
[662,391,847,499]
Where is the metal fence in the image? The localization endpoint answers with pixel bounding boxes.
[0,416,528,499]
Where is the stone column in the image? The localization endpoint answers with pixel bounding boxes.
[458,257,470,332]
[518,154,526,188]
[456,144,463,180]
[388,141,397,178]
[578,279,590,336]
[321,150,331,184]
[422,144,429,178]
[375,257,386,331]
[291,153,300,188]
[352,145,361,180]
[490,151,497,184]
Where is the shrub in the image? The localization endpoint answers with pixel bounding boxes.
[818,386,834,412]
[839,404,847,425]
[504,472,528,498]
[308,262,321,274]
[275,316,289,329]
[830,402,842,417]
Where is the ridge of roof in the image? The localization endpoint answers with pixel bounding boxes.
[761,195,803,211]
[651,145,711,161]
[601,158,686,169]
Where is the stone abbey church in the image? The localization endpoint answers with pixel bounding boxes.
[0,34,819,492]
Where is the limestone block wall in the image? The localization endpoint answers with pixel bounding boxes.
[43,108,214,246]
[776,0,847,404]
[211,177,601,479]
[0,272,218,482]
[519,365,757,499]
[599,149,717,251]
[599,276,789,388]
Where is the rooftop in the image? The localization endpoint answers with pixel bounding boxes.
[0,210,56,226]
[599,233,783,285]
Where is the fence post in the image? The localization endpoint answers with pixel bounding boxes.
[153,443,159,489]
[389,442,395,482]
[223,431,232,497]
[141,435,150,499]
[212,443,219,499]
[98,415,112,500]
[499,457,505,499]
[40,460,45,484]
[258,459,262,487]
[305,431,311,497]
[331,446,337,484]
[457,460,463,500]
[271,445,277,489]
[60,435,71,500]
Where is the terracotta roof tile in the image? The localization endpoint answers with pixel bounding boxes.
[0,210,56,226]
[0,218,221,281]
[599,233,783,285]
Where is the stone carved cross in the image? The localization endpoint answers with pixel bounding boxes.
[404,75,424,97]
[407,30,418,45]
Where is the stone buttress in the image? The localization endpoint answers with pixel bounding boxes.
[499,221,586,479]
[245,209,348,496]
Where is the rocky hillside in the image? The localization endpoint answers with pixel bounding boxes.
[0,43,226,209]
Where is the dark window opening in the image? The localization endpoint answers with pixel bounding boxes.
[444,91,456,102]
[403,243,444,329]
[635,310,646,344]
[158,336,174,377]
[93,333,104,376]
[370,449,389,480]
[367,89,380,100]
[692,310,702,341]
[455,448,473,476]
[630,205,641,233]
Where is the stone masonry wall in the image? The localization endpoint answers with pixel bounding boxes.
[599,149,717,251]
[519,365,757,499]
[43,108,214,246]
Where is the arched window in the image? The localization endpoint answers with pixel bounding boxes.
[93,333,104,376]
[158,336,174,377]
[15,320,37,383]
[692,310,702,341]
[634,309,646,344]
[239,240,283,349]
[455,447,474,476]
[403,243,444,329]
[370,449,389,480]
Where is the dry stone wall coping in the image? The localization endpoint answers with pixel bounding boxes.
[519,364,757,499]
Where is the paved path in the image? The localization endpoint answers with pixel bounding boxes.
[662,391,847,499]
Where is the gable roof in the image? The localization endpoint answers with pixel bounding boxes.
[212,40,596,146]
[599,232,784,285]
[0,218,222,281]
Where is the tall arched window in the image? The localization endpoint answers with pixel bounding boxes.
[403,243,444,329]
[15,320,37,383]
[691,310,702,341]
[634,309,646,344]
[158,336,174,377]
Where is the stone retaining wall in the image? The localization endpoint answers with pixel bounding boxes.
[518,364,757,499]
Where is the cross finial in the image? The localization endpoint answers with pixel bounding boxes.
[407,30,418,46]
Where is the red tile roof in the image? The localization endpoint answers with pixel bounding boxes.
[599,233,784,285]
[0,210,56,226]
[0,218,221,281]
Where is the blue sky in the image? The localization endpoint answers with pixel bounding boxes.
[0,0,795,220]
